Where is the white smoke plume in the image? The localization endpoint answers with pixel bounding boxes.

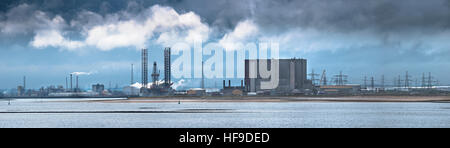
[171,79,185,90]
[70,71,96,76]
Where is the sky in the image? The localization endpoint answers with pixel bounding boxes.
[1,0,450,89]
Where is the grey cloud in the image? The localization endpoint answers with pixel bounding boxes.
[239,0,450,34]
[0,3,67,34]
[182,0,450,34]
[2,0,450,49]
[3,0,450,34]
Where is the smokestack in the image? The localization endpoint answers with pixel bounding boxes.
[223,80,226,88]
[65,77,68,90]
[229,80,231,87]
[23,76,26,90]
[70,74,73,91]
[201,61,204,89]
[76,75,79,91]
[131,64,134,85]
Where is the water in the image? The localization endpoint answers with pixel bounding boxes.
[1,98,450,128]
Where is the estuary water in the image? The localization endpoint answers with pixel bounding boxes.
[1,98,450,128]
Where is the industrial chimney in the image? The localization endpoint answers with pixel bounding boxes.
[70,74,73,91]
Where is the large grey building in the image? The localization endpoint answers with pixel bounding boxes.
[245,58,310,94]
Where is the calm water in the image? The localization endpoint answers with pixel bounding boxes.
[1,98,450,128]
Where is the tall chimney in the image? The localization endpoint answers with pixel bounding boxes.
[131,64,134,85]
[229,80,231,87]
[223,80,226,88]
[76,75,79,91]
[201,61,204,89]
[70,74,73,91]
[23,76,26,90]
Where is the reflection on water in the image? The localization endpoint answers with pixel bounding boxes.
[1,98,450,128]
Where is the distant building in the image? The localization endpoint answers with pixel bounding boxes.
[245,58,311,94]
[48,92,99,97]
[187,88,206,96]
[221,80,245,96]
[319,85,361,95]
[17,86,25,96]
[92,84,105,93]
[123,86,140,96]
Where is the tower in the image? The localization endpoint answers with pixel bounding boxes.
[131,64,134,85]
[23,76,26,90]
[164,47,171,86]
[405,71,411,89]
[421,73,426,88]
[319,70,327,86]
[76,75,79,92]
[333,71,347,86]
[201,61,205,89]
[363,76,367,89]
[142,48,148,88]
[428,72,432,89]
[370,77,375,90]
[151,61,160,86]
[70,74,73,91]
[308,69,319,86]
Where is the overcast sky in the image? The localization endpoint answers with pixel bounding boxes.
[1,0,450,89]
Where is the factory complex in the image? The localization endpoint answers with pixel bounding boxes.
[2,46,449,99]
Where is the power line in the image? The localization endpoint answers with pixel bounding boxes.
[308,69,320,86]
[404,71,412,89]
[333,71,348,86]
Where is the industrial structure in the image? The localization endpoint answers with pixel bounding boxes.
[318,85,361,95]
[221,80,245,96]
[151,62,160,87]
[244,58,312,95]
[4,49,450,98]
[164,47,172,87]
[316,71,361,95]
[141,48,149,91]
[139,47,173,96]
[92,84,105,93]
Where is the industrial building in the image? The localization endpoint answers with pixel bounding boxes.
[187,88,206,96]
[221,80,245,96]
[245,58,312,94]
[318,85,361,95]
[92,84,105,93]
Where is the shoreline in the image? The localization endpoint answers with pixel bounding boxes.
[3,95,450,103]
[96,95,450,103]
